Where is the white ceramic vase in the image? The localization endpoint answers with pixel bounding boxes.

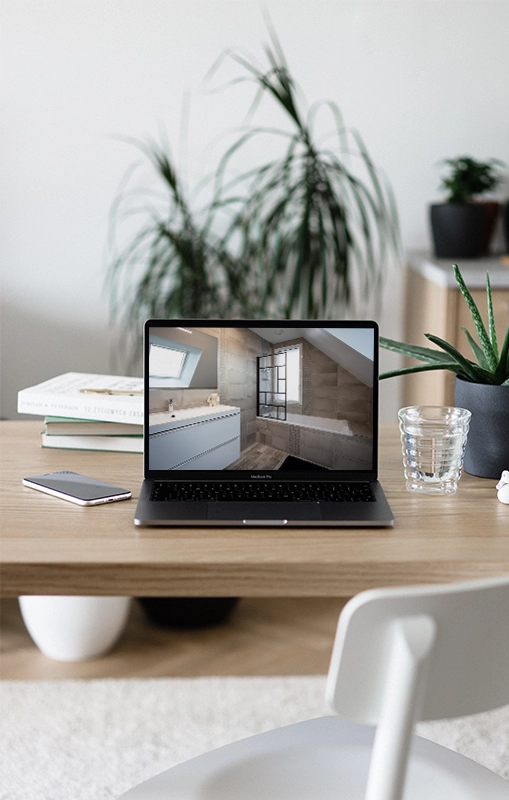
[19,595,131,661]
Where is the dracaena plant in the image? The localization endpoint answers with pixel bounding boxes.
[108,23,401,347]
[380,264,509,385]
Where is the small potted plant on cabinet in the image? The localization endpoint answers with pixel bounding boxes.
[380,264,509,479]
[430,156,505,259]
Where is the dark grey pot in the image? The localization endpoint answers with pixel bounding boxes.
[430,203,487,258]
[454,377,509,479]
[503,201,509,254]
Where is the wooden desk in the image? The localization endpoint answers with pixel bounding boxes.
[1,421,508,597]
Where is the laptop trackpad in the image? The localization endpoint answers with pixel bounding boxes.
[207,502,321,522]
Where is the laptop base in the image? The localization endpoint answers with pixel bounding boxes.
[134,480,394,527]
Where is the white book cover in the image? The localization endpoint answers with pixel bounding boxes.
[41,433,143,453]
[18,373,144,424]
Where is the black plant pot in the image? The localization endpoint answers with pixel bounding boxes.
[503,201,509,254]
[454,377,509,479]
[138,597,240,629]
[430,203,487,259]
[478,201,500,255]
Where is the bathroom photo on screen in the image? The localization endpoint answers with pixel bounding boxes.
[147,326,374,472]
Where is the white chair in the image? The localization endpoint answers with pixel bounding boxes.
[119,576,509,799]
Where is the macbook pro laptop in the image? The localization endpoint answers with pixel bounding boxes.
[134,320,394,527]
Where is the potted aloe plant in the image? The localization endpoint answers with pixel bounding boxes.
[380,264,509,479]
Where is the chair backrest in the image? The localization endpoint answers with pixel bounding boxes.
[326,577,509,800]
[326,575,509,724]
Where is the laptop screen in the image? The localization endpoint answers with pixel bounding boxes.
[145,321,378,480]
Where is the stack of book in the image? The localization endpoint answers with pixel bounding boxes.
[17,372,144,453]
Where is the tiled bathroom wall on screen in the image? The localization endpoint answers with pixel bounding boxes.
[148,326,374,472]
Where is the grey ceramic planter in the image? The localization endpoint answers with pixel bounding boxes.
[454,377,509,479]
[430,203,486,258]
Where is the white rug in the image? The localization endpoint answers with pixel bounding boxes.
[1,676,508,799]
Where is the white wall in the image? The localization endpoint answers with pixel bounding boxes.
[2,0,509,421]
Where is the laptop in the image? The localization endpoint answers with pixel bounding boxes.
[134,320,394,527]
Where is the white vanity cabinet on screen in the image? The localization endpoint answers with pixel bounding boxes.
[149,405,241,470]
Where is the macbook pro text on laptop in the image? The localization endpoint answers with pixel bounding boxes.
[134,320,394,527]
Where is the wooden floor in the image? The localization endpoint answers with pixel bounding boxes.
[226,443,287,470]
[0,596,347,680]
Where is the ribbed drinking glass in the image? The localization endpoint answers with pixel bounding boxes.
[398,406,471,494]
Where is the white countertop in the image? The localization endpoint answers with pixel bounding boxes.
[407,251,509,289]
[149,404,240,434]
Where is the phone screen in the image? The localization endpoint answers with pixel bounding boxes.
[22,471,132,505]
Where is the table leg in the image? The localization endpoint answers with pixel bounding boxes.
[18,596,131,661]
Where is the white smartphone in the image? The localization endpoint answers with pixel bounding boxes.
[22,470,132,506]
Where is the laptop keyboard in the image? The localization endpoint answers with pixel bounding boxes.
[150,481,375,503]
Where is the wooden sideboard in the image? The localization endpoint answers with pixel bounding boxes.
[403,252,509,406]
